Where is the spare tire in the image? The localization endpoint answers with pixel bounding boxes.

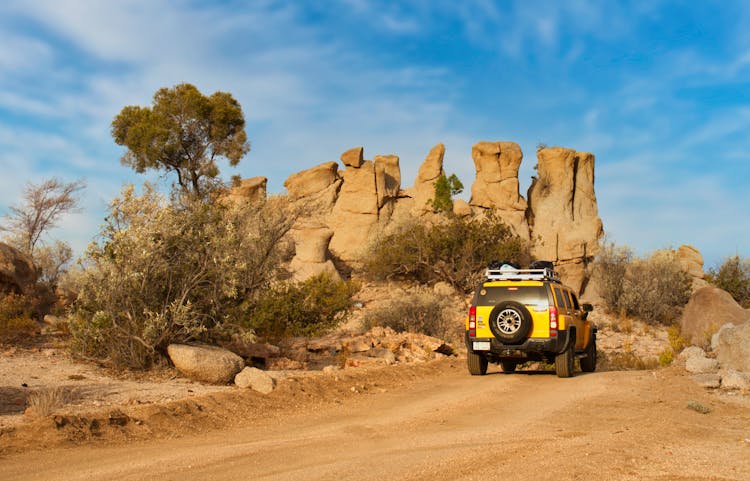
[488,301,532,344]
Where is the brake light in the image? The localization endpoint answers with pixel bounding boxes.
[549,306,558,337]
[468,306,477,338]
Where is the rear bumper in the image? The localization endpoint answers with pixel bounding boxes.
[465,330,570,356]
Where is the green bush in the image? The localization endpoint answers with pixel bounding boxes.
[362,288,458,341]
[364,211,529,292]
[71,184,297,369]
[245,273,359,342]
[707,255,750,308]
[594,246,692,325]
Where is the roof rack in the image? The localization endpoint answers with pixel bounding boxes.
[485,267,561,283]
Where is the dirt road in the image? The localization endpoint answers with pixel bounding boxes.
[2,361,749,481]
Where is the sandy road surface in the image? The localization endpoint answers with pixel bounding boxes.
[2,362,749,481]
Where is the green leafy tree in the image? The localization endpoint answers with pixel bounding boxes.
[430,173,463,213]
[111,83,249,198]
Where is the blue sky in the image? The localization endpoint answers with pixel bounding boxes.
[0,0,748,267]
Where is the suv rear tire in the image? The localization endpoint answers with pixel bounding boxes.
[488,301,532,344]
[555,341,575,378]
[580,333,597,373]
[468,352,488,375]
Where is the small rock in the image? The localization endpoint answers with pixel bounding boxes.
[686,356,719,374]
[234,367,275,394]
[711,323,736,352]
[346,338,372,353]
[692,373,721,389]
[167,344,244,384]
[720,370,750,390]
[367,348,396,365]
[322,365,339,375]
[679,346,706,361]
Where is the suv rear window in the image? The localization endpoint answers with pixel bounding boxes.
[475,285,549,307]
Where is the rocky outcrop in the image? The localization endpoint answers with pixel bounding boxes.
[271,141,604,287]
[410,144,445,213]
[679,286,750,346]
[167,344,244,384]
[0,242,36,294]
[527,147,604,295]
[678,245,709,291]
[469,141,529,239]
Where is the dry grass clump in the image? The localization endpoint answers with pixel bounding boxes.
[598,349,658,371]
[25,387,73,417]
[0,293,40,344]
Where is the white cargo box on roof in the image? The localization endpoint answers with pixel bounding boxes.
[484,267,561,283]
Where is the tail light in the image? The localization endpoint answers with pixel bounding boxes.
[549,306,558,337]
[468,306,477,338]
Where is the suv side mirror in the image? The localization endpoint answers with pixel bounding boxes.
[582,303,593,312]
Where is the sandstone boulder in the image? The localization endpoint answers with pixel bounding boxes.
[411,144,445,213]
[686,355,719,374]
[234,367,275,394]
[284,162,340,200]
[167,344,244,384]
[527,147,604,295]
[374,155,401,209]
[224,176,267,204]
[341,146,364,168]
[469,141,529,239]
[452,198,472,217]
[679,287,750,346]
[0,242,36,294]
[715,320,750,372]
[678,245,709,290]
[720,369,750,390]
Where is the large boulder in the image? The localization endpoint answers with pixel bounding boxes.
[341,146,364,168]
[527,147,604,295]
[284,162,341,201]
[374,155,401,209]
[715,320,750,372]
[679,286,750,346]
[0,242,36,294]
[469,141,529,239]
[411,144,445,213]
[289,226,341,282]
[167,344,244,384]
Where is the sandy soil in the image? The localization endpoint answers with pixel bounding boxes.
[1,357,749,481]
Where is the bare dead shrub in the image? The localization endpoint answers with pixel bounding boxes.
[707,255,750,308]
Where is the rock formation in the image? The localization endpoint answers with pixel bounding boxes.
[224,176,267,205]
[167,344,244,384]
[527,147,604,294]
[677,244,709,291]
[242,140,607,293]
[0,242,36,294]
[469,141,529,239]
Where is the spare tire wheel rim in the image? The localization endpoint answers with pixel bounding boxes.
[495,308,522,334]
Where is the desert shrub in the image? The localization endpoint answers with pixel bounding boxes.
[0,293,39,344]
[707,255,750,308]
[245,273,359,341]
[364,212,529,292]
[25,387,72,417]
[71,184,297,369]
[362,288,458,341]
[594,246,691,325]
[593,242,633,314]
[658,348,674,367]
[598,350,658,371]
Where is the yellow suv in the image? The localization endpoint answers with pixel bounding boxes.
[465,262,596,378]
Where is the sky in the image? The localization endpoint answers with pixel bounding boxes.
[0,0,748,267]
